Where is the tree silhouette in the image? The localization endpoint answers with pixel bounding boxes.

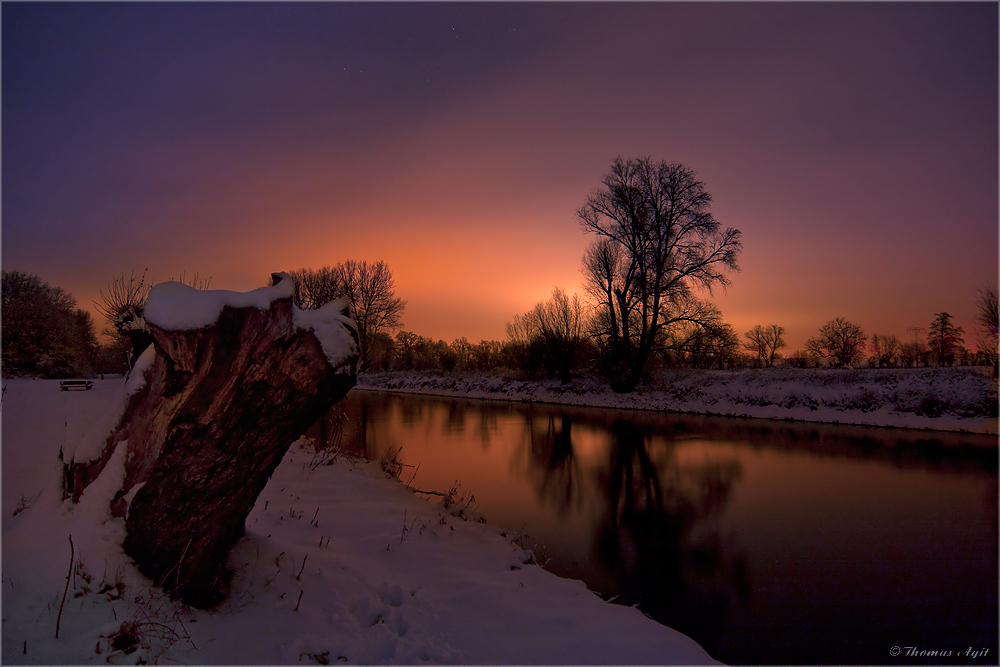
[927,312,964,366]
[579,157,741,392]
[593,419,744,656]
[94,270,151,338]
[507,287,586,383]
[2,271,98,377]
[521,412,582,518]
[805,317,867,367]
[291,261,406,370]
[871,333,901,368]
[974,286,998,373]
[743,324,786,367]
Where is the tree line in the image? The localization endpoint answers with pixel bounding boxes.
[1,270,100,377]
[3,157,998,384]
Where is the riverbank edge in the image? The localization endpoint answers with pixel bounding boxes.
[356,368,999,437]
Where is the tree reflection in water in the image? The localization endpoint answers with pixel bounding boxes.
[521,412,584,519]
[595,419,749,655]
[311,392,997,664]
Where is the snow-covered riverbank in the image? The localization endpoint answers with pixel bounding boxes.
[358,367,999,435]
[1,378,718,665]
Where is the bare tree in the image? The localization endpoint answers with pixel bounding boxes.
[506,308,542,379]
[871,333,901,368]
[287,266,342,310]
[579,157,742,391]
[975,286,999,341]
[506,287,586,383]
[450,337,474,371]
[94,270,153,369]
[292,261,406,370]
[532,287,586,383]
[898,340,927,368]
[340,260,406,370]
[927,312,965,366]
[95,270,151,335]
[805,317,868,367]
[684,320,740,369]
[743,324,786,367]
[975,286,998,372]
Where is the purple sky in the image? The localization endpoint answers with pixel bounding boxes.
[3,2,997,352]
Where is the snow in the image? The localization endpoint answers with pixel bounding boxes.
[123,345,156,397]
[136,275,357,369]
[142,278,296,331]
[358,367,999,434]
[61,346,157,465]
[293,297,358,369]
[1,379,718,665]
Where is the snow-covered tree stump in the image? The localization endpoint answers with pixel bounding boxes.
[60,273,358,608]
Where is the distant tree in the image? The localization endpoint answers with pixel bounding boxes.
[288,266,342,310]
[390,331,441,371]
[96,339,131,376]
[439,344,458,373]
[367,332,395,372]
[506,308,544,380]
[806,317,868,367]
[870,334,901,369]
[292,260,406,370]
[743,324,786,367]
[392,331,419,371]
[341,260,406,370]
[507,287,586,383]
[684,321,740,369]
[579,157,742,392]
[785,349,819,369]
[532,287,586,383]
[898,340,927,368]
[974,286,998,373]
[927,312,965,366]
[449,337,474,372]
[2,271,98,377]
[472,340,504,372]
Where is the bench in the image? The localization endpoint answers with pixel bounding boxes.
[59,380,94,391]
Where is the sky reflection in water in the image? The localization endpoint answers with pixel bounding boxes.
[311,391,997,665]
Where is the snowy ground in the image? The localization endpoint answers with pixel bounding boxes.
[1,378,718,665]
[358,367,999,435]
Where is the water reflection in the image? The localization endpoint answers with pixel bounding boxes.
[594,419,748,654]
[309,391,997,665]
[521,412,583,519]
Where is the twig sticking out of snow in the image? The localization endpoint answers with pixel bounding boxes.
[55,535,74,639]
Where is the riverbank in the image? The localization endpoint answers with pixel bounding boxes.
[358,367,999,435]
[1,378,718,665]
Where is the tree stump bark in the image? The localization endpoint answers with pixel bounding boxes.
[61,273,358,608]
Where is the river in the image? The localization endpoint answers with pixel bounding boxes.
[309,390,998,665]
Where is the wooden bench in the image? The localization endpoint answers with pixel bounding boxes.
[59,380,94,391]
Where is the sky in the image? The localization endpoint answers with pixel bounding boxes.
[3,2,997,353]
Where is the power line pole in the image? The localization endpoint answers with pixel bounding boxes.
[906,326,925,344]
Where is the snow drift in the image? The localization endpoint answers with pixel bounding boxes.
[1,379,718,664]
